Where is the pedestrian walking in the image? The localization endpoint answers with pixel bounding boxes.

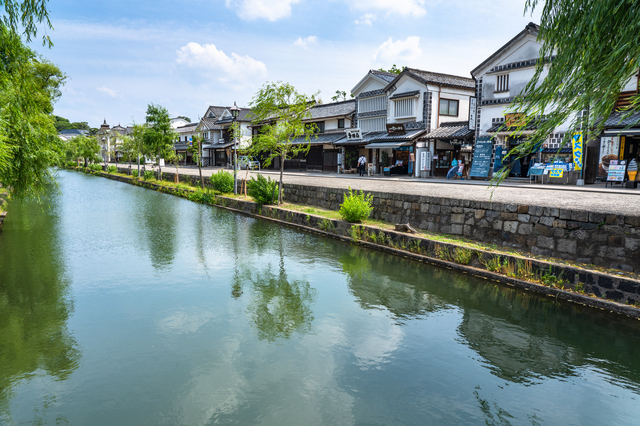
[357,154,367,176]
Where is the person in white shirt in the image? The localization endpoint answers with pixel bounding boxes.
[357,155,367,176]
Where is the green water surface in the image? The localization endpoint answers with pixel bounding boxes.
[1,170,639,425]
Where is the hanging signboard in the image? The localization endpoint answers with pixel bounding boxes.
[607,160,626,182]
[420,150,432,171]
[598,136,620,178]
[468,97,477,130]
[345,128,362,141]
[386,123,406,134]
[571,133,583,171]
[469,137,492,177]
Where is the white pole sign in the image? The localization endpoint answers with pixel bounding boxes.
[469,97,477,130]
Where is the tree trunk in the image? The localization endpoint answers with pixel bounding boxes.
[198,163,204,190]
[137,155,140,176]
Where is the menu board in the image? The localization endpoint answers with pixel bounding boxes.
[607,160,626,182]
[469,137,492,177]
[599,136,620,178]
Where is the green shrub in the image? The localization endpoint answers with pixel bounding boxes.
[66,160,77,168]
[339,187,373,223]
[143,170,154,180]
[187,190,215,204]
[132,169,139,178]
[247,174,278,205]
[210,170,234,193]
[106,165,117,174]
[89,164,102,171]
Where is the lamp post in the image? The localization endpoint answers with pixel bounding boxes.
[230,102,240,195]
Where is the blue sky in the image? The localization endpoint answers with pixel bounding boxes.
[32,0,541,127]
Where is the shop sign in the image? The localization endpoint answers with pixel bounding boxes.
[607,160,626,181]
[386,123,406,134]
[345,128,362,141]
[571,133,583,171]
[550,168,564,178]
[420,151,432,171]
[469,136,492,177]
[598,136,620,178]
[469,97,477,130]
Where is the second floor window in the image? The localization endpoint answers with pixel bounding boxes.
[439,99,459,116]
[496,74,509,92]
[394,98,415,118]
[358,95,387,113]
[338,119,345,129]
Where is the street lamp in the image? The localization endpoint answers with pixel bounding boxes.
[230,101,240,195]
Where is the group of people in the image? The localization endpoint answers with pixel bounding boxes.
[447,157,468,180]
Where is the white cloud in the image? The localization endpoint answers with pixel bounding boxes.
[176,42,267,82]
[293,36,318,48]
[350,0,426,17]
[355,13,376,25]
[97,86,118,97]
[226,0,301,22]
[373,36,422,66]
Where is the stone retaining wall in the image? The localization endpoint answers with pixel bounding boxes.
[282,184,640,273]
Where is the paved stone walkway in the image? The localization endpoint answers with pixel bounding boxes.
[113,163,640,216]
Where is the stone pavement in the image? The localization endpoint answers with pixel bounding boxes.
[112,163,640,216]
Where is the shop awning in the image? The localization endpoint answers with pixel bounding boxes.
[363,141,412,149]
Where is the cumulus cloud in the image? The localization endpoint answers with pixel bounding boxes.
[293,36,318,48]
[373,36,422,66]
[350,0,426,17]
[97,86,118,97]
[355,14,376,25]
[176,42,267,81]
[226,0,301,22]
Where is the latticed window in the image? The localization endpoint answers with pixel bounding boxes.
[496,74,509,92]
[358,96,387,113]
[359,117,386,132]
[394,98,415,118]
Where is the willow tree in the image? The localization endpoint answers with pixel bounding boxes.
[507,0,640,167]
[248,82,318,204]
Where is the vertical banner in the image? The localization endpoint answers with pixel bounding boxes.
[620,136,626,160]
[468,97,477,130]
[572,133,583,171]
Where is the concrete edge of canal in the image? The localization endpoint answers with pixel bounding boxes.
[87,169,640,320]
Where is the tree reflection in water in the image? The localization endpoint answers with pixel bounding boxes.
[0,197,80,422]
[133,191,179,271]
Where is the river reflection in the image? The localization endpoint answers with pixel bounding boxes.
[0,194,80,423]
[2,171,640,425]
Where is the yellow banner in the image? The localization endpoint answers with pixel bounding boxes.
[550,168,564,178]
[572,133,583,171]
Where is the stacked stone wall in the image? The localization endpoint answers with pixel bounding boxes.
[282,184,640,273]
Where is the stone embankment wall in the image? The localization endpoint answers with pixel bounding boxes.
[282,184,640,273]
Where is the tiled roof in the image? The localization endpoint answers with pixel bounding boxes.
[333,131,388,146]
[200,117,221,130]
[59,129,88,136]
[389,90,420,100]
[309,100,355,120]
[216,108,253,123]
[290,131,346,145]
[402,68,475,90]
[368,128,426,143]
[425,121,474,140]
[604,111,640,128]
[370,69,398,83]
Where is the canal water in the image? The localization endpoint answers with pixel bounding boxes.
[1,170,640,425]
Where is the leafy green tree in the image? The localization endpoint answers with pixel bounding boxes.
[378,64,404,74]
[187,132,205,189]
[509,1,640,170]
[0,27,66,200]
[164,149,183,183]
[142,103,176,180]
[248,82,318,204]
[131,123,146,176]
[1,0,53,47]
[331,90,353,102]
[74,135,100,166]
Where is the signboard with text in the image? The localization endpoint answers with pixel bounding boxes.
[468,97,477,130]
[386,123,406,134]
[607,160,626,182]
[345,128,362,141]
[550,168,564,178]
[469,137,492,177]
[572,133,583,171]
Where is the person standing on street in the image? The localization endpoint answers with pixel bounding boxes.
[358,154,367,176]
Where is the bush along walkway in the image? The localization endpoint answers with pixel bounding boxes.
[81,166,640,319]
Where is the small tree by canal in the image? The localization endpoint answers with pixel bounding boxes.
[142,104,176,180]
